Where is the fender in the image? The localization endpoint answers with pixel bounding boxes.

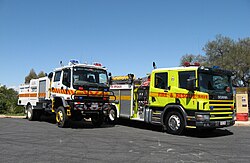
[110,104,119,118]
[53,96,69,110]
[24,102,32,114]
[161,104,188,127]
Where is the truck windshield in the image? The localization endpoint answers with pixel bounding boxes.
[73,67,108,88]
[198,73,232,94]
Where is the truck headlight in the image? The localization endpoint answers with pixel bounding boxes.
[196,114,210,121]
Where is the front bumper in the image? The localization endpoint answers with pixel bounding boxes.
[69,101,111,116]
[193,111,235,128]
[196,119,235,128]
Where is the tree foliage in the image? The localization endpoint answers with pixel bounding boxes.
[180,54,207,66]
[25,69,46,84]
[38,71,46,78]
[180,35,250,87]
[203,35,250,87]
[0,85,23,114]
[25,69,38,84]
[0,68,46,114]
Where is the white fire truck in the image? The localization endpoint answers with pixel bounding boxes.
[18,60,116,127]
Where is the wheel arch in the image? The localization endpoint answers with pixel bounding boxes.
[26,102,31,107]
[25,102,32,111]
[161,104,187,127]
[53,97,67,110]
[110,103,120,118]
[110,104,119,118]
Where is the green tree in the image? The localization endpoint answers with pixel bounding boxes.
[203,35,250,87]
[38,71,46,78]
[179,54,207,66]
[25,69,38,84]
[0,85,23,114]
[179,35,250,87]
[203,34,234,68]
[24,69,47,84]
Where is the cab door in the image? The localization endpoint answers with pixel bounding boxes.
[177,71,197,111]
[149,71,169,108]
[51,70,62,94]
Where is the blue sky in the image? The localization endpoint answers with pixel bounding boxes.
[0,0,250,87]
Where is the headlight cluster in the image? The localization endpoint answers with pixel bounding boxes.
[196,114,210,121]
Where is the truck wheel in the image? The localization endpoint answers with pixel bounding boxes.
[27,105,41,121]
[165,111,185,135]
[92,115,103,127]
[56,106,69,128]
[27,104,34,121]
[107,107,117,125]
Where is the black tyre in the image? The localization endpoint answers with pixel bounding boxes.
[27,105,41,121]
[92,115,103,127]
[56,106,69,128]
[107,107,117,125]
[165,111,185,135]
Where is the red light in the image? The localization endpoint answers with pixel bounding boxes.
[194,62,200,66]
[183,62,200,67]
[226,86,231,93]
[79,87,84,90]
[93,62,102,67]
[183,62,190,67]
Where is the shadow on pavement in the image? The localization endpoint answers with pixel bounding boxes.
[38,114,115,129]
[36,115,234,137]
[40,114,56,124]
[117,118,234,138]
[183,128,234,138]
[118,118,163,132]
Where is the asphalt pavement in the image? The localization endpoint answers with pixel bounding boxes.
[1,117,250,162]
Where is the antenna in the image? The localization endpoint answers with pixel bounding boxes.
[60,61,64,67]
[153,62,157,69]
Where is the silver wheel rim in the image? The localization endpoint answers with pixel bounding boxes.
[27,107,32,119]
[109,109,115,121]
[168,115,181,131]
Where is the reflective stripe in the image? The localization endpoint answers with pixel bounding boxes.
[38,93,46,97]
[19,93,37,97]
[210,116,232,120]
[149,92,209,100]
[51,88,109,97]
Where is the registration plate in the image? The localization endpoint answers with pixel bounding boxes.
[220,121,226,125]
[91,103,98,108]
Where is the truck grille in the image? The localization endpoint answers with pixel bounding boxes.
[209,100,234,120]
[209,100,234,111]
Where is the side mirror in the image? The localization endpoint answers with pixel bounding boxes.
[187,78,197,91]
[108,72,112,85]
[128,74,134,84]
[128,74,134,79]
[48,72,53,79]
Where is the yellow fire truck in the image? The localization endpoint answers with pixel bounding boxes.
[109,62,235,134]
[18,60,116,127]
